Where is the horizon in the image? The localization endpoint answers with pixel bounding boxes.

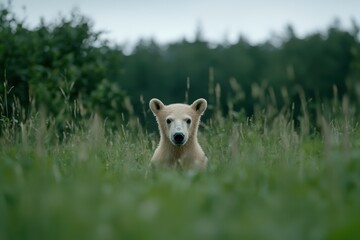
[9,0,360,51]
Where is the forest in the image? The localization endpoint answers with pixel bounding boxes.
[1,4,360,131]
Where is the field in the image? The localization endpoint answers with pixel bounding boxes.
[1,98,360,240]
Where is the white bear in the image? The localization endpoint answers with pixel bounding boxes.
[149,98,208,170]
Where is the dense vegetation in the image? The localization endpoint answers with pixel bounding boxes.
[1,89,360,239]
[1,3,360,240]
[1,3,360,128]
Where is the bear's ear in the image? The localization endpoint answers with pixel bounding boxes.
[149,98,165,115]
[191,98,207,115]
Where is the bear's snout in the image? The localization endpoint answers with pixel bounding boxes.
[172,132,186,145]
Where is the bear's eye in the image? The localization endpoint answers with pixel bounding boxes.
[185,118,191,124]
[166,118,172,124]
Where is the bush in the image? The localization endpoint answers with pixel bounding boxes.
[0,3,128,127]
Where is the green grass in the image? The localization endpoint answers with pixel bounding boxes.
[1,104,360,240]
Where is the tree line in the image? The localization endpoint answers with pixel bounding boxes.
[1,3,360,131]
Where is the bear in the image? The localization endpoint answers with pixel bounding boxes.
[149,98,208,170]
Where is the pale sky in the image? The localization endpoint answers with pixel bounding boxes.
[9,0,360,48]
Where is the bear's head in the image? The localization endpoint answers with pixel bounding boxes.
[149,98,207,146]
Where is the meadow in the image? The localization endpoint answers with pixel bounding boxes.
[1,93,360,240]
[1,3,360,239]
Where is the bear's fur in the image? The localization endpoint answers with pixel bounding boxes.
[149,98,208,170]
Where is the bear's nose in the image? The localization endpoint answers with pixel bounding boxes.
[173,133,185,145]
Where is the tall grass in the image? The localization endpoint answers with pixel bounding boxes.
[1,81,360,240]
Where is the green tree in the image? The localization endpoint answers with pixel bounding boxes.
[0,4,128,128]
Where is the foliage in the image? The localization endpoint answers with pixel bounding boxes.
[1,4,360,128]
[0,3,128,128]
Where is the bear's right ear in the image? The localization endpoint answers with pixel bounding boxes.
[149,98,165,115]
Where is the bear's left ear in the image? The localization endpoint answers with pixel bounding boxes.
[149,98,165,115]
[191,98,207,115]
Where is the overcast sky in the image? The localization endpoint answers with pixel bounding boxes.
[10,0,360,48]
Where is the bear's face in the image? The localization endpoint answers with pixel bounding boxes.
[149,98,207,146]
[164,108,192,145]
